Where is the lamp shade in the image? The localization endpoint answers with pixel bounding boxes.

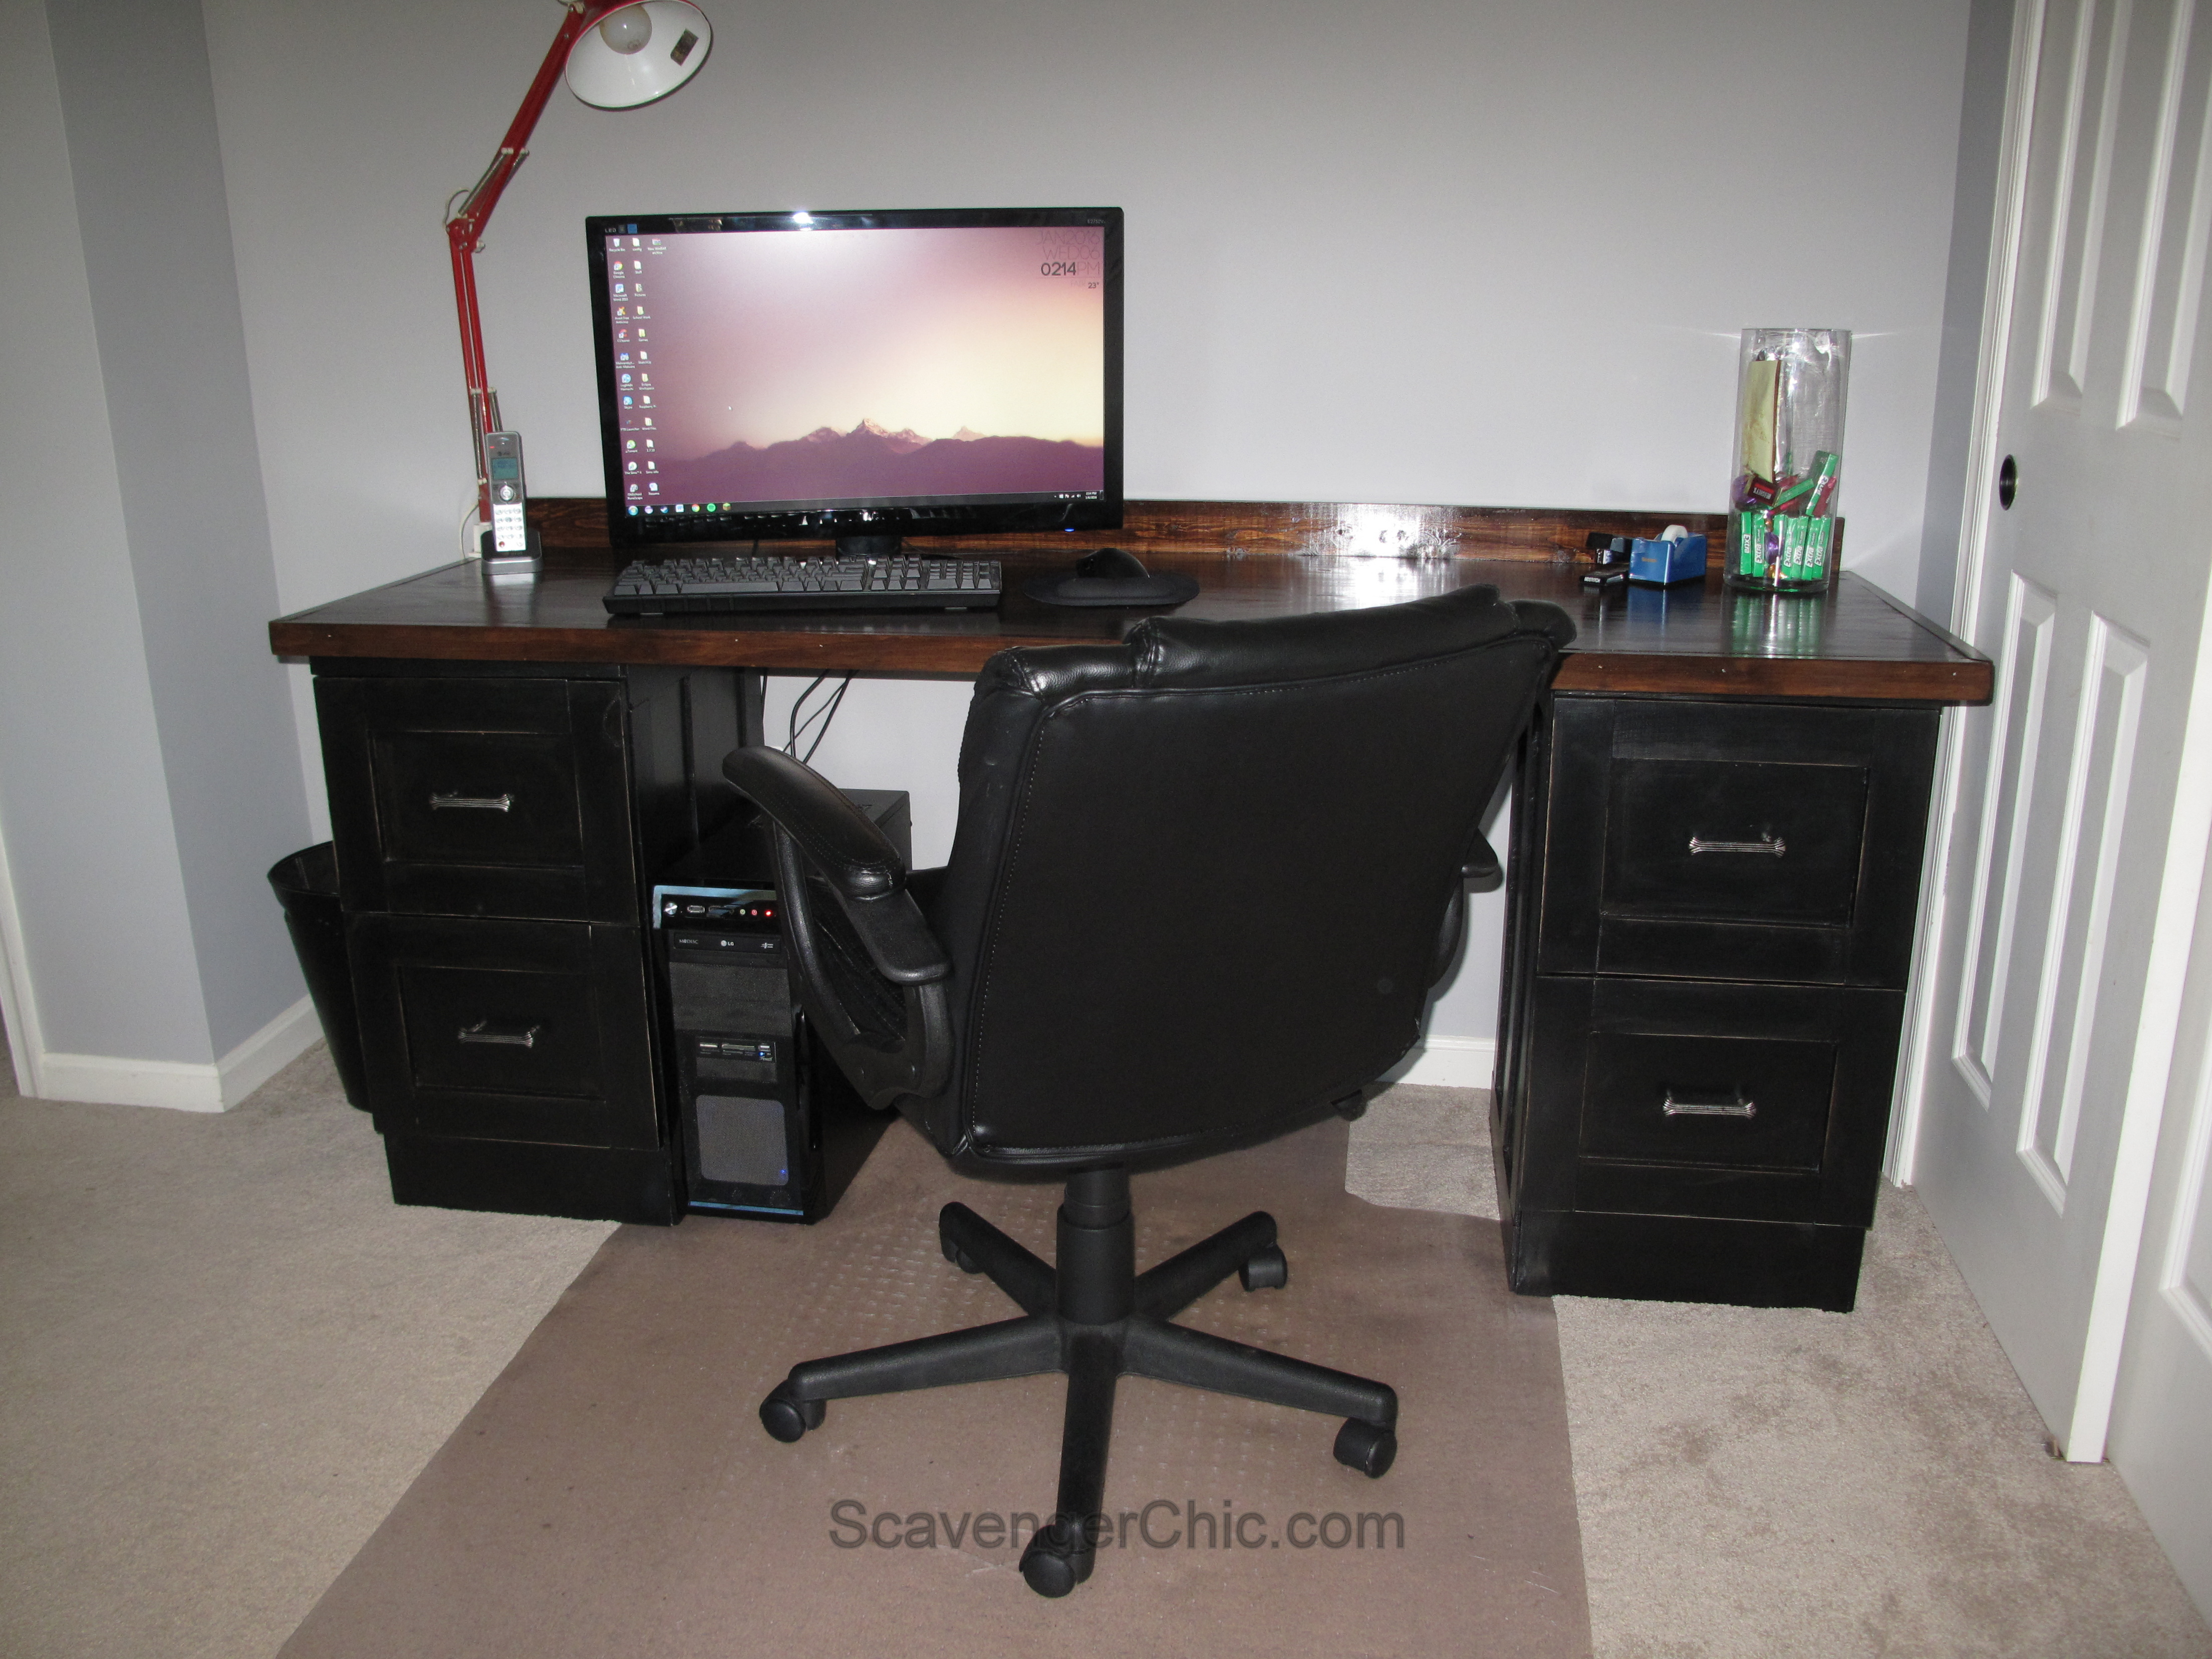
[566,2,712,109]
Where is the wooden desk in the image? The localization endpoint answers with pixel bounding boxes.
[273,499,1985,702]
[271,500,1990,1306]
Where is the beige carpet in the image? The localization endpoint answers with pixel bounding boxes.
[1346,1081,1494,1218]
[1345,1081,2212,1658]
[1558,1190,2212,1659]
[277,1114,1591,1658]
[0,1041,614,1659]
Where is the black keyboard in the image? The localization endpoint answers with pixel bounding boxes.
[603,555,1002,616]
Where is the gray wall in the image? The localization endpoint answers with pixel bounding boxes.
[215,0,1975,609]
[0,0,305,1074]
[47,0,312,1056]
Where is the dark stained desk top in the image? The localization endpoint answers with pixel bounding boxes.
[269,500,1992,704]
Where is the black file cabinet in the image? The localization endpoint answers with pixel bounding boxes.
[1493,695,1941,1310]
[314,658,755,1224]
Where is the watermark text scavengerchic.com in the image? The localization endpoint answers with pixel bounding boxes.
[828,1498,1404,1553]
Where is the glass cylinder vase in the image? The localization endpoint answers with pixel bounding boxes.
[1726,328,1849,594]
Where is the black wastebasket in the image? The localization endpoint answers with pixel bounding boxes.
[267,843,371,1110]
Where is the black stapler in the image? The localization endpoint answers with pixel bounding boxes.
[1582,533,1632,590]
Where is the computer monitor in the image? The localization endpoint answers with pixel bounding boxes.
[586,206,1122,557]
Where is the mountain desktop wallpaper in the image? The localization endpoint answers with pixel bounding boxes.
[612,222,1107,506]
[654,420,1103,505]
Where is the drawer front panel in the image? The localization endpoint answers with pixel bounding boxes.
[318,674,636,923]
[1579,1029,1834,1171]
[1518,975,1902,1227]
[374,730,583,867]
[1537,698,1939,987]
[398,962,606,1099]
[350,914,658,1149]
[1604,757,1867,925]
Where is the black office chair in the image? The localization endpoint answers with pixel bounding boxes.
[724,583,1573,1597]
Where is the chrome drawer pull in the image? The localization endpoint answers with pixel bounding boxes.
[458,1019,540,1048]
[1663,1089,1756,1120]
[430,791,513,812]
[1687,833,1785,857]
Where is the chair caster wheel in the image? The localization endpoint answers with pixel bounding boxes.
[938,1211,984,1274]
[1239,1244,1288,1291]
[1018,1518,1093,1598]
[940,1236,982,1274]
[759,1381,826,1443]
[1333,1418,1396,1478]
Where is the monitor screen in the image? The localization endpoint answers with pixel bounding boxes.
[587,206,1122,553]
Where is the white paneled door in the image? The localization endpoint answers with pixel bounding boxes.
[1908,0,2212,1508]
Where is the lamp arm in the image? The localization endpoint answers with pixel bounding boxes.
[444,0,628,526]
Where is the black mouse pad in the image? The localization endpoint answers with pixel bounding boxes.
[1022,572,1200,607]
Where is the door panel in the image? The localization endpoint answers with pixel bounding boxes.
[1956,575,2059,1101]
[2019,616,2147,1200]
[2119,0,2212,427]
[2034,0,2132,406]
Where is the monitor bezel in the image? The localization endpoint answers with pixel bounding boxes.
[585,205,1124,552]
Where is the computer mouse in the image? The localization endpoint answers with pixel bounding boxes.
[1023,545,1199,607]
[1075,546,1149,581]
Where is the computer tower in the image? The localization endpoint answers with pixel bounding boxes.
[651,792,909,1221]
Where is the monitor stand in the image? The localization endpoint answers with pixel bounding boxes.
[834,533,904,561]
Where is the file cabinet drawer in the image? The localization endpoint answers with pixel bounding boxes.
[376,729,584,868]
[317,672,636,923]
[1535,697,1939,987]
[1603,757,1867,928]
[1515,975,1904,1228]
[349,914,658,1150]
[1578,1027,1835,1173]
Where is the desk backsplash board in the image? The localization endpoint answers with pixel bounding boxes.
[532,497,1727,563]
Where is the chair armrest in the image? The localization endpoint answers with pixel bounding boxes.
[1462,829,1503,892]
[722,746,951,986]
[723,746,907,903]
[835,891,953,986]
[1428,830,1504,988]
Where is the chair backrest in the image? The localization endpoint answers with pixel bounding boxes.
[915,584,1573,1172]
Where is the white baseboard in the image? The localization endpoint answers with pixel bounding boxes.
[1386,1035,1498,1090]
[30,996,321,1113]
[216,995,323,1107]
[35,1052,230,1112]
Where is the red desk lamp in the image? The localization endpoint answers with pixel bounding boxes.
[445,1,712,555]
